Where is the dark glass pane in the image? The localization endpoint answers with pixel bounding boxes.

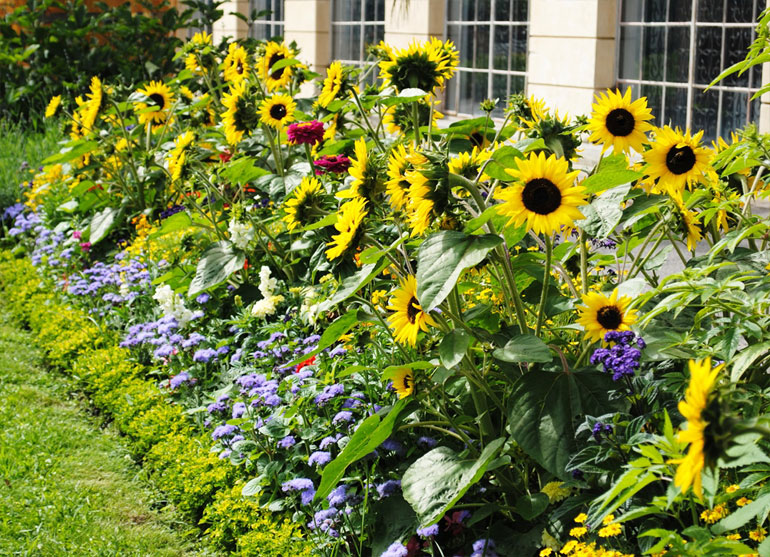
[619,25,642,80]
[472,71,489,111]
[721,90,750,135]
[363,25,382,51]
[449,25,474,68]
[448,0,462,20]
[666,26,690,82]
[641,84,663,126]
[691,88,719,140]
[512,25,527,71]
[664,86,688,128]
[751,61,762,89]
[475,0,491,22]
[251,0,268,12]
[494,0,510,21]
[727,1,755,23]
[644,0,667,22]
[669,1,691,21]
[333,0,360,22]
[365,0,375,21]
[697,0,723,22]
[621,0,643,21]
[445,73,458,113]
[474,24,490,69]
[695,26,722,84]
[492,74,508,116]
[642,26,665,81]
[511,75,525,96]
[723,27,752,86]
[493,25,510,70]
[749,97,761,128]
[512,0,527,21]
[333,25,360,60]
[458,71,475,115]
[365,0,383,21]
[275,0,283,20]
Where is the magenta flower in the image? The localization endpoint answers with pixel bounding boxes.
[287,120,325,146]
[313,154,351,175]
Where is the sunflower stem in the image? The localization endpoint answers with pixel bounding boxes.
[411,100,421,146]
[304,143,315,170]
[579,228,589,295]
[535,235,553,337]
[350,88,385,152]
[663,224,689,265]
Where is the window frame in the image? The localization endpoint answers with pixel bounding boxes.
[248,0,284,41]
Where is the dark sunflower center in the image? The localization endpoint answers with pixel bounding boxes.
[605,108,635,137]
[469,131,484,148]
[149,93,165,109]
[269,54,286,80]
[665,146,696,175]
[596,306,623,330]
[269,103,287,121]
[522,178,562,215]
[402,374,413,390]
[236,60,244,75]
[406,297,420,324]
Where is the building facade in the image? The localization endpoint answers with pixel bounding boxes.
[212,0,770,139]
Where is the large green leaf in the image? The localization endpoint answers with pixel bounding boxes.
[315,399,409,501]
[439,329,472,369]
[42,140,98,165]
[416,231,502,312]
[493,335,553,363]
[712,493,770,534]
[318,260,389,312]
[188,241,245,296]
[89,206,119,244]
[370,495,417,556]
[582,154,642,195]
[578,184,632,238]
[402,437,506,526]
[508,369,624,478]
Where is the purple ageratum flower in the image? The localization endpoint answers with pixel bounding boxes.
[232,402,247,419]
[182,333,207,348]
[153,344,175,359]
[380,541,408,557]
[416,524,439,538]
[471,538,498,557]
[328,345,347,357]
[332,411,353,425]
[380,437,405,455]
[417,436,438,449]
[592,421,613,441]
[217,345,230,356]
[376,480,401,499]
[327,485,348,507]
[196,293,211,304]
[319,434,342,450]
[590,331,644,381]
[308,451,332,467]
[278,435,297,449]
[193,348,218,363]
[302,334,321,346]
[315,384,345,406]
[287,120,325,146]
[212,424,239,440]
[169,372,190,389]
[281,478,316,505]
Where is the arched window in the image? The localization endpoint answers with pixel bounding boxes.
[444,0,529,117]
[249,0,284,40]
[618,0,762,140]
[332,0,386,83]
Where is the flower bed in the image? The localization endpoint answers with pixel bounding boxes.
[4,23,770,557]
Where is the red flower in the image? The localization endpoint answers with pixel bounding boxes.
[219,150,232,163]
[287,120,325,146]
[313,154,351,175]
[295,355,316,373]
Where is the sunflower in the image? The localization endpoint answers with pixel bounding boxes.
[259,94,296,129]
[223,43,250,84]
[644,126,714,196]
[222,81,259,145]
[325,196,368,260]
[283,176,324,231]
[135,80,174,126]
[675,201,702,252]
[448,146,492,182]
[508,94,549,130]
[390,368,415,398]
[405,155,450,236]
[587,88,653,154]
[318,61,344,108]
[577,289,638,343]
[379,39,457,94]
[493,152,586,236]
[259,42,294,92]
[387,274,437,346]
[338,137,382,201]
[78,76,104,133]
[386,143,426,211]
[45,95,62,118]
[167,131,195,183]
[672,358,723,500]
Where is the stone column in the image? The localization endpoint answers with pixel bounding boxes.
[384,0,445,50]
[526,0,618,117]
[283,0,331,74]
[759,0,770,134]
[212,0,250,42]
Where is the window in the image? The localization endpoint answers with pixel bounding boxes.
[249,0,284,41]
[444,0,529,117]
[618,0,762,140]
[331,0,385,83]
[186,0,214,38]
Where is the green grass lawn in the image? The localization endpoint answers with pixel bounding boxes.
[0,311,213,557]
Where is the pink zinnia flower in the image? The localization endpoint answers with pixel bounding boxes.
[313,154,351,175]
[79,241,92,252]
[287,120,325,146]
[73,230,82,240]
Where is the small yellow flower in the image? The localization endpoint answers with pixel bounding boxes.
[602,514,615,525]
[700,503,728,524]
[561,540,578,554]
[737,497,753,507]
[726,533,741,540]
[574,513,588,524]
[749,527,767,542]
[569,526,587,538]
[541,481,571,503]
[539,549,553,557]
[598,523,622,538]
[726,484,740,493]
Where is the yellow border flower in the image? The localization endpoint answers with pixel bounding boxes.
[577,289,638,343]
[493,152,586,236]
[386,274,437,346]
[259,42,294,91]
[259,94,296,129]
[587,88,653,154]
[672,358,723,500]
[325,196,368,260]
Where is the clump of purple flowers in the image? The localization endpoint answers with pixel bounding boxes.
[592,421,613,441]
[590,330,645,381]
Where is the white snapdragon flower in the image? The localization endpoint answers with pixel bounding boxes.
[153,284,195,326]
[228,219,254,250]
